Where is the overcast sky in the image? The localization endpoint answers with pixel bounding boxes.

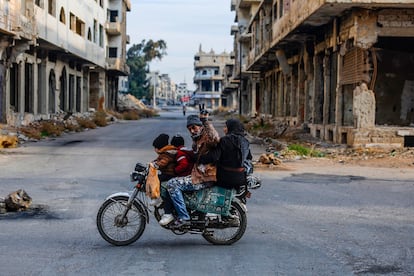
[127,0,235,91]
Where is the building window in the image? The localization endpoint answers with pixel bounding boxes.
[99,24,104,47]
[69,13,75,31]
[214,81,220,92]
[108,10,118,22]
[201,80,211,91]
[214,69,219,75]
[108,47,117,58]
[35,0,44,8]
[279,0,284,18]
[59,8,65,24]
[48,0,55,16]
[75,18,85,36]
[93,20,97,43]
[202,70,207,75]
[87,28,92,41]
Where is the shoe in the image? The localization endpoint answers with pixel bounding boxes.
[149,197,163,207]
[171,218,190,228]
[159,214,174,226]
[247,174,261,189]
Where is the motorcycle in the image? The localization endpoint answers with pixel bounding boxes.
[96,162,261,246]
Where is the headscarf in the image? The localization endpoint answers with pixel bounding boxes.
[225,119,245,136]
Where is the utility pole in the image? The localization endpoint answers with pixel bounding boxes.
[152,72,157,109]
[239,32,242,116]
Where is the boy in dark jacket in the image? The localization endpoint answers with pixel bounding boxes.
[159,134,195,226]
[152,133,177,182]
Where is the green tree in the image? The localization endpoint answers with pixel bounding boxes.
[126,39,167,99]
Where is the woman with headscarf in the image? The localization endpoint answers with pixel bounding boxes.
[200,118,252,189]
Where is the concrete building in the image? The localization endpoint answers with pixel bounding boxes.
[147,71,176,106]
[193,45,233,109]
[0,0,130,127]
[231,0,414,148]
[176,82,190,104]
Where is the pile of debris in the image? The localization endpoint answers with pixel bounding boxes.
[244,118,414,169]
[118,93,149,111]
[0,133,18,149]
[0,189,32,214]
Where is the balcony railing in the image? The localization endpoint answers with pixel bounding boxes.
[107,57,122,71]
[105,21,121,35]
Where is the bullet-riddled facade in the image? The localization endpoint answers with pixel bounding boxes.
[231,0,414,147]
[0,0,130,126]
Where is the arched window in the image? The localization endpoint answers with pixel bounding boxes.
[87,28,92,41]
[59,7,65,24]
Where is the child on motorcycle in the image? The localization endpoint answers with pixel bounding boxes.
[159,134,195,226]
[151,133,177,182]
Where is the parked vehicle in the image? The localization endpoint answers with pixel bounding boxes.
[96,162,260,246]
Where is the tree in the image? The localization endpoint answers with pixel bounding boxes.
[126,39,167,99]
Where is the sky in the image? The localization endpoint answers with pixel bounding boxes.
[127,0,235,91]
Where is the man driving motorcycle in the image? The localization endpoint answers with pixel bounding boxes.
[166,111,219,228]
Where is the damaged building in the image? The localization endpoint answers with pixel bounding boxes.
[230,0,414,148]
[0,0,130,127]
[193,45,234,109]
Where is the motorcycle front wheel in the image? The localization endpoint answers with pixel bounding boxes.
[96,196,146,246]
[202,201,247,245]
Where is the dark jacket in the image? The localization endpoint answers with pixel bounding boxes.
[200,131,252,189]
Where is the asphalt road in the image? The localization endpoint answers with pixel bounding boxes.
[0,110,413,276]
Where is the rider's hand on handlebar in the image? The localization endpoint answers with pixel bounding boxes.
[150,162,159,169]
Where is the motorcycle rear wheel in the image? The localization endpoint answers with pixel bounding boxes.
[96,196,146,246]
[202,201,247,245]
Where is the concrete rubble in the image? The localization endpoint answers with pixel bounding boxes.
[1,189,32,213]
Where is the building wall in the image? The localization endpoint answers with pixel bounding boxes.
[0,0,130,126]
[232,0,414,147]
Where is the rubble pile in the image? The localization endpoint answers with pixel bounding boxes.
[319,146,414,167]
[0,189,32,213]
[0,124,19,149]
[0,134,18,149]
[243,118,414,169]
[118,94,148,111]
